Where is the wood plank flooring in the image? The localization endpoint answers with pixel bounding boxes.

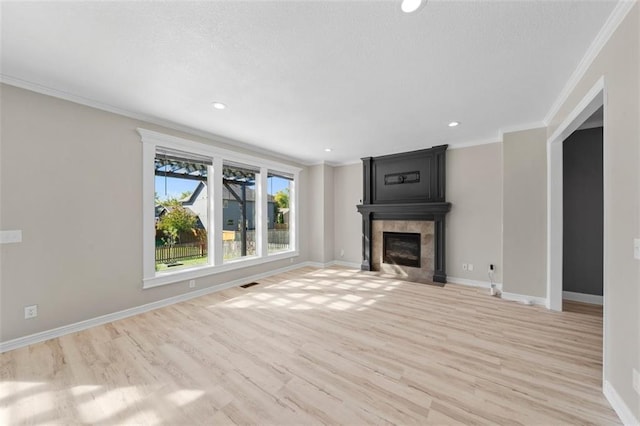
[0,267,620,425]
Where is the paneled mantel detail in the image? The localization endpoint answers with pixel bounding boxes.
[356,145,452,283]
[357,202,451,218]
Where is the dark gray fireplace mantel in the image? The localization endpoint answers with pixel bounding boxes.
[356,145,452,283]
[356,202,451,218]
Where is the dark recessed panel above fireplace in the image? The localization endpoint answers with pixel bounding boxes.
[366,145,447,204]
[383,232,421,268]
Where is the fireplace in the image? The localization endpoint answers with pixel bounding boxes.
[356,145,451,283]
[372,221,434,282]
[383,232,421,268]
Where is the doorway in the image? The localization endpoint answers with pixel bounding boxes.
[546,76,606,382]
[547,77,605,312]
[562,108,603,306]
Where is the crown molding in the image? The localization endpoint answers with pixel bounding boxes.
[498,121,547,138]
[543,0,637,125]
[448,137,501,150]
[446,121,547,151]
[305,160,330,167]
[0,74,314,167]
[332,159,363,167]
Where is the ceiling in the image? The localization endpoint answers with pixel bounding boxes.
[0,1,619,165]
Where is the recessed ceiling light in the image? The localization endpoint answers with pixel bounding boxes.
[401,0,426,14]
[324,148,332,152]
[212,102,227,110]
[448,121,460,127]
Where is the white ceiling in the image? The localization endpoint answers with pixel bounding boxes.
[0,1,619,165]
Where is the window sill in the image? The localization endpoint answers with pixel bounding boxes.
[142,250,299,289]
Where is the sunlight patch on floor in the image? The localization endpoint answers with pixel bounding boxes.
[165,389,205,407]
[70,384,102,397]
[342,294,362,302]
[307,295,330,304]
[121,409,163,425]
[216,270,403,311]
[270,297,292,306]
[288,304,314,310]
[78,386,141,423]
[222,289,386,311]
[0,380,45,400]
[327,301,354,310]
[252,293,274,301]
[1,377,216,425]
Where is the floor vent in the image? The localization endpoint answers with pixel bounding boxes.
[240,282,260,289]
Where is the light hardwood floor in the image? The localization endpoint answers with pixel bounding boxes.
[1,267,619,425]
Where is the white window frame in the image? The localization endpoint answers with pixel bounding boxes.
[139,128,300,289]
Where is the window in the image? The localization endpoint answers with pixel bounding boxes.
[222,161,258,261]
[155,147,211,272]
[267,171,293,253]
[139,129,300,288]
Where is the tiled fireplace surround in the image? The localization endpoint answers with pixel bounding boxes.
[372,220,435,283]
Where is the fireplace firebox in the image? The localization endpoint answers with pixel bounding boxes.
[383,232,421,268]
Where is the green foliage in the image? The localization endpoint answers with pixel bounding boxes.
[158,197,181,208]
[157,205,197,246]
[273,188,289,209]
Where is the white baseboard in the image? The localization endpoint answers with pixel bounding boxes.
[328,260,362,269]
[0,262,315,353]
[439,277,547,307]
[304,261,333,268]
[500,292,548,307]
[447,276,503,291]
[304,260,362,269]
[604,380,639,426]
[563,291,603,306]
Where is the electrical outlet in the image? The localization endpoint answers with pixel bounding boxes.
[189,280,196,288]
[633,368,640,395]
[462,263,468,271]
[634,238,640,260]
[340,248,345,258]
[468,264,474,271]
[0,230,22,244]
[24,305,38,319]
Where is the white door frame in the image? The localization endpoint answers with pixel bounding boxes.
[546,76,607,385]
[546,76,605,311]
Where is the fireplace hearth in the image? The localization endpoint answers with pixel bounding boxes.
[383,232,421,268]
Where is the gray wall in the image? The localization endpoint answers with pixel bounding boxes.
[502,127,548,298]
[0,84,309,342]
[446,143,503,283]
[563,127,603,296]
[331,144,505,283]
[323,164,335,263]
[333,163,362,265]
[307,163,335,264]
[547,3,639,417]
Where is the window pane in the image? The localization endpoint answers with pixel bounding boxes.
[155,152,209,272]
[223,162,258,261]
[267,173,291,253]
